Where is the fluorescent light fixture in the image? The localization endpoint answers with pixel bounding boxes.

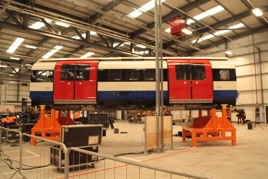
[90,31,97,36]
[72,32,97,39]
[187,5,224,25]
[206,5,224,15]
[192,34,214,43]
[25,64,33,67]
[229,23,244,29]
[164,28,171,33]
[0,65,7,68]
[124,42,131,45]
[193,13,208,21]
[225,50,232,55]
[214,30,230,36]
[192,23,245,43]
[136,44,146,48]
[42,45,63,59]
[12,68,20,73]
[29,22,44,30]
[141,1,154,11]
[128,0,165,18]
[25,45,37,49]
[80,52,95,58]
[181,28,192,35]
[136,50,149,55]
[9,57,20,60]
[55,21,70,27]
[113,43,124,47]
[6,37,25,53]
[29,19,51,30]
[252,8,263,16]
[128,10,143,18]
[72,33,87,40]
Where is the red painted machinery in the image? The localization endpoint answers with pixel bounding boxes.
[170,17,186,38]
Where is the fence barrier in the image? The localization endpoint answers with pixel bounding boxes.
[0,126,214,179]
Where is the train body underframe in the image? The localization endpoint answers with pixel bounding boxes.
[31,98,236,111]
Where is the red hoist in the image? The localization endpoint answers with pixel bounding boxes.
[170,17,186,38]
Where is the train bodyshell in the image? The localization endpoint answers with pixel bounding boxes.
[30,57,237,109]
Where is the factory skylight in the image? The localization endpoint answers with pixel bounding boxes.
[128,0,166,18]
[42,45,63,59]
[6,37,25,54]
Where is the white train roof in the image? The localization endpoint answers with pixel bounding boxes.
[32,61,57,70]
[98,61,167,69]
[210,60,235,69]
[38,57,230,62]
[34,57,234,70]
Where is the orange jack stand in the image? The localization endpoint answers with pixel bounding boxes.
[182,104,236,147]
[31,105,75,146]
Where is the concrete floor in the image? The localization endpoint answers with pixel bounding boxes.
[100,120,268,179]
[1,120,268,179]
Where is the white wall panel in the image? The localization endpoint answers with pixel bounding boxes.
[236,92,255,105]
[261,62,268,73]
[263,90,268,103]
[236,76,262,91]
[235,65,257,76]
[262,75,268,89]
[1,83,31,105]
[232,56,249,65]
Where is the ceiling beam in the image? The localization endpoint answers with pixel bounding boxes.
[241,0,268,28]
[0,21,140,57]
[89,0,125,24]
[163,4,268,49]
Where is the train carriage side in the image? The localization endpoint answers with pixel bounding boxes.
[210,60,237,105]
[167,59,213,105]
[53,60,98,104]
[97,61,168,108]
[30,61,56,106]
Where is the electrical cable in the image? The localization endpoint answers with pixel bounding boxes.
[97,150,148,162]
[0,151,51,170]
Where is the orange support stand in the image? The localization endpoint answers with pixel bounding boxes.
[57,110,75,126]
[31,105,75,146]
[182,104,236,147]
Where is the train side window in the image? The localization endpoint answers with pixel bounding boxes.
[175,65,189,80]
[143,69,167,81]
[76,65,90,80]
[108,70,122,81]
[219,70,230,80]
[98,70,107,81]
[212,69,236,81]
[31,71,37,82]
[229,69,237,81]
[31,70,54,82]
[61,64,75,81]
[125,69,140,81]
[143,69,155,81]
[192,64,206,80]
